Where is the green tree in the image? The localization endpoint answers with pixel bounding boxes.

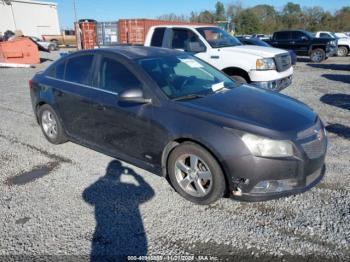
[237,9,261,34]
[250,5,278,33]
[215,1,226,21]
[282,2,302,29]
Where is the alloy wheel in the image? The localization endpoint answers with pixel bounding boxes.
[174,154,213,197]
[41,110,58,139]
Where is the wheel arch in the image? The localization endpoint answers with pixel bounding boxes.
[161,137,231,193]
[222,67,251,82]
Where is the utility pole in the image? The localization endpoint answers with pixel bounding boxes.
[73,0,82,50]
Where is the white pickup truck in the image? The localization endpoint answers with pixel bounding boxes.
[315,31,350,57]
[144,25,293,91]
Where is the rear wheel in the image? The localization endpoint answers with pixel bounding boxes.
[310,48,326,63]
[337,46,348,57]
[167,142,226,205]
[230,75,247,85]
[38,104,67,144]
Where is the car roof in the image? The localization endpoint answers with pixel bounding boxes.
[151,25,217,29]
[74,46,185,60]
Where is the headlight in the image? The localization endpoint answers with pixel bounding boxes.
[256,58,276,70]
[241,133,293,157]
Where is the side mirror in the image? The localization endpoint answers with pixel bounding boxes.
[301,36,309,41]
[119,87,151,104]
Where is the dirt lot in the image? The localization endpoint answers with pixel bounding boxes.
[0,51,349,261]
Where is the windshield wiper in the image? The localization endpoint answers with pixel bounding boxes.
[172,94,206,101]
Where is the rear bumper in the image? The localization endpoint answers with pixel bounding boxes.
[251,75,292,92]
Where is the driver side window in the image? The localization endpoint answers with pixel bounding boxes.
[98,57,141,94]
[171,28,205,52]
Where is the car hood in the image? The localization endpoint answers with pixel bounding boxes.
[177,85,317,137]
[222,45,287,58]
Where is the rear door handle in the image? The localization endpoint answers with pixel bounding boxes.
[210,55,220,59]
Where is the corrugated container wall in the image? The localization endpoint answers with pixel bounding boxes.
[118,19,212,45]
[97,22,118,46]
[79,20,97,49]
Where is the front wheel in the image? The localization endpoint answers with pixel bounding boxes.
[167,142,226,205]
[230,75,247,85]
[310,48,326,63]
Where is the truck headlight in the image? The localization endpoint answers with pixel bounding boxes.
[256,58,276,70]
[241,133,293,157]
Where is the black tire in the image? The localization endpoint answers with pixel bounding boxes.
[310,48,326,63]
[230,75,247,85]
[337,46,348,57]
[167,142,226,205]
[48,44,56,51]
[38,104,67,144]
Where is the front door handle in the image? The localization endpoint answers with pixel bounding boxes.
[211,55,220,59]
[53,89,63,97]
[93,103,106,111]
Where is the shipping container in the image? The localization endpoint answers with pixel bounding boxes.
[96,22,118,46]
[118,19,212,45]
[78,19,97,50]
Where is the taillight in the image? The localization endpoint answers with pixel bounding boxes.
[29,79,33,89]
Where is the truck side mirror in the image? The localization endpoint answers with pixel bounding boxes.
[301,36,309,41]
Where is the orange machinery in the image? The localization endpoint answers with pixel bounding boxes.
[0,37,40,64]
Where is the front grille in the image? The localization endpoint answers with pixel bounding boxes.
[302,132,327,159]
[274,53,292,72]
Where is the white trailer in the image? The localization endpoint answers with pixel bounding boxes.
[0,0,60,38]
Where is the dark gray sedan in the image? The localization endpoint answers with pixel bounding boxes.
[30,46,327,204]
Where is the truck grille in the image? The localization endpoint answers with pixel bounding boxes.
[274,53,292,72]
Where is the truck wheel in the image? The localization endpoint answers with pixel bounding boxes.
[230,75,247,85]
[310,49,326,63]
[167,142,226,205]
[48,44,56,51]
[337,46,348,57]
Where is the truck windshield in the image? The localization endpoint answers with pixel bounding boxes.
[136,54,236,100]
[196,27,242,48]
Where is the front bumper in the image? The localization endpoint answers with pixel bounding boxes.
[326,45,338,57]
[233,165,325,202]
[251,75,292,92]
[226,123,327,202]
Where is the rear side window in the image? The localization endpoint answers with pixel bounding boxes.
[291,31,306,40]
[99,57,141,94]
[274,32,290,40]
[46,60,65,79]
[150,28,165,47]
[65,55,94,85]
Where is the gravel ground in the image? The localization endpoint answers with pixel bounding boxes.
[0,51,349,261]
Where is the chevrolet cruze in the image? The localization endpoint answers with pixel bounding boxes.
[30,46,327,204]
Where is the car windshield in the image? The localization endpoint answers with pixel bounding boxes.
[136,54,236,100]
[196,27,242,48]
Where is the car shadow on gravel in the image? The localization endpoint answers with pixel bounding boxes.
[321,74,350,84]
[325,123,350,140]
[83,160,154,260]
[320,93,350,111]
[307,64,350,71]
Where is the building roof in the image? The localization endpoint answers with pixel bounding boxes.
[11,0,58,6]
